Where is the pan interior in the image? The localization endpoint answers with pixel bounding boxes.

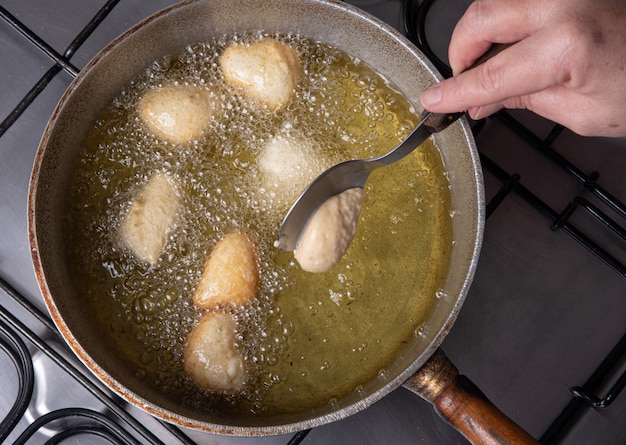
[30,0,483,434]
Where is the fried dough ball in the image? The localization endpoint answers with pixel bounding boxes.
[137,84,217,143]
[220,38,301,111]
[118,172,180,265]
[257,132,329,209]
[294,187,364,273]
[193,232,259,309]
[183,311,248,393]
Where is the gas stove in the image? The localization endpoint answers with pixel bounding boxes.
[1,1,625,444]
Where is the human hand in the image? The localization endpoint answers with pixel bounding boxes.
[420,0,626,137]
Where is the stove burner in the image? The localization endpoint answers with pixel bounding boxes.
[0,318,33,442]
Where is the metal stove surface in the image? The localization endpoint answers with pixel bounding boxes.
[1,1,625,444]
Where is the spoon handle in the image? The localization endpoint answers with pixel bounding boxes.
[370,42,512,169]
[367,110,462,169]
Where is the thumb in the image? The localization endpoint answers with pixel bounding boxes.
[420,83,443,109]
[420,71,494,114]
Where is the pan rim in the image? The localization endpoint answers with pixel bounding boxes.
[28,0,484,435]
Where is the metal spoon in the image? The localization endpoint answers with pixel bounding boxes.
[275,110,462,251]
[276,43,509,251]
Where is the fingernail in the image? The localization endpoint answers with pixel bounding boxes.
[468,106,483,120]
[469,103,502,121]
[421,85,441,108]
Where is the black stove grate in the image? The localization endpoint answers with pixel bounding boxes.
[405,0,626,443]
[477,115,626,281]
[1,0,625,444]
[0,0,115,136]
[474,124,626,443]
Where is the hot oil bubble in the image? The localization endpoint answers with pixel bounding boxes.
[435,288,447,300]
[414,325,426,338]
[377,368,389,381]
[328,397,340,410]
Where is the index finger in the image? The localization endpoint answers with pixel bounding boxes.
[449,0,545,75]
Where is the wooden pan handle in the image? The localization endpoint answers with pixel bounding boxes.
[403,349,539,445]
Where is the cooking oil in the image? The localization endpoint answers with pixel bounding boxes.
[64,32,453,415]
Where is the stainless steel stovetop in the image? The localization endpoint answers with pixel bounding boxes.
[1,1,625,444]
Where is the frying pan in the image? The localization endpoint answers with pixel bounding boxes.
[28,0,538,443]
